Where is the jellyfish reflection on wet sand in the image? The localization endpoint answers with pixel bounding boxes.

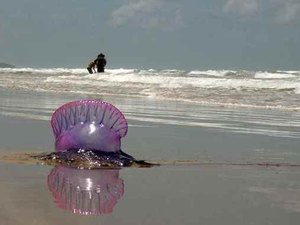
[48,166,124,215]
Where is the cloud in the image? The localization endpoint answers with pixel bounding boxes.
[223,0,259,15]
[275,1,300,24]
[110,0,184,29]
[223,0,300,23]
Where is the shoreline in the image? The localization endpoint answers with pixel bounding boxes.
[0,88,300,224]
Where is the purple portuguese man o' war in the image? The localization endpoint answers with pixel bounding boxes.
[44,99,153,168]
[51,99,127,153]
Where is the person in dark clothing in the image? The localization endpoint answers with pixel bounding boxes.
[94,53,107,73]
[87,61,96,74]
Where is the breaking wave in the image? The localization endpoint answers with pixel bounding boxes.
[1,68,300,111]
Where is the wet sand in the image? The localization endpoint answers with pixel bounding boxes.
[1,89,300,224]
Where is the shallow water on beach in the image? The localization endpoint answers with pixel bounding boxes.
[1,88,300,224]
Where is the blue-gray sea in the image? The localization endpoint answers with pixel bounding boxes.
[0,68,300,224]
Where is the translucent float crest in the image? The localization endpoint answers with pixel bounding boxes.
[51,100,128,152]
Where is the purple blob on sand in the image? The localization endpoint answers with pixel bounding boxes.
[51,100,128,153]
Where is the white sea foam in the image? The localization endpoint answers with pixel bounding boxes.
[188,70,235,77]
[255,71,296,79]
[276,70,300,75]
[106,68,136,74]
[0,67,86,74]
[1,67,300,111]
[45,73,300,92]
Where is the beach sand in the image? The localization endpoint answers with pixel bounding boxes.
[1,88,300,224]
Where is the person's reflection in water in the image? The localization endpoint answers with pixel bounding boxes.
[47,166,124,216]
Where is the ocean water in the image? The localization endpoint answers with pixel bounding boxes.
[1,68,300,110]
[1,68,300,142]
[1,68,300,224]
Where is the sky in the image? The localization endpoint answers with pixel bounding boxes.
[0,0,300,70]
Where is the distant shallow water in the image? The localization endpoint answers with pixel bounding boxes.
[1,88,300,140]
